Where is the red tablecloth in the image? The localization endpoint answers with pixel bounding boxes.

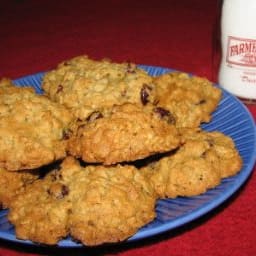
[1,0,256,255]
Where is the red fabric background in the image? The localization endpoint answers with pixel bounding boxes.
[0,0,256,255]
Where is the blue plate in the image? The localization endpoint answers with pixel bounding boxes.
[0,65,255,247]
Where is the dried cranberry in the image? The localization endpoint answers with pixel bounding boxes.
[47,184,69,199]
[206,138,215,147]
[62,128,72,140]
[196,99,206,105]
[201,151,207,158]
[60,185,69,197]
[140,84,152,105]
[154,107,176,124]
[56,84,64,93]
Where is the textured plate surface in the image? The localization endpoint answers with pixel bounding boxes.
[0,65,255,247]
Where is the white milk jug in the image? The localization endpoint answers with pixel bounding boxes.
[219,0,256,102]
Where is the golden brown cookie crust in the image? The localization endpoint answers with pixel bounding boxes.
[142,130,242,198]
[142,138,221,198]
[8,157,156,246]
[154,72,222,128]
[42,56,157,120]
[68,103,180,165]
[0,167,39,209]
[0,78,74,171]
[68,160,156,246]
[179,128,243,178]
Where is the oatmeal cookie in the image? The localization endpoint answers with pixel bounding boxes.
[8,157,156,246]
[8,167,72,245]
[68,103,180,165]
[142,129,242,198]
[179,128,243,178]
[42,55,157,120]
[0,167,39,209]
[0,78,74,170]
[68,159,156,246]
[142,135,221,198]
[154,72,222,128]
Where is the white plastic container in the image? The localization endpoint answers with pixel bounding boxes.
[219,0,256,103]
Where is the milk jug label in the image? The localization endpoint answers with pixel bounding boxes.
[226,36,256,67]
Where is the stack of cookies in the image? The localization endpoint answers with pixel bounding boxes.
[0,56,242,246]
